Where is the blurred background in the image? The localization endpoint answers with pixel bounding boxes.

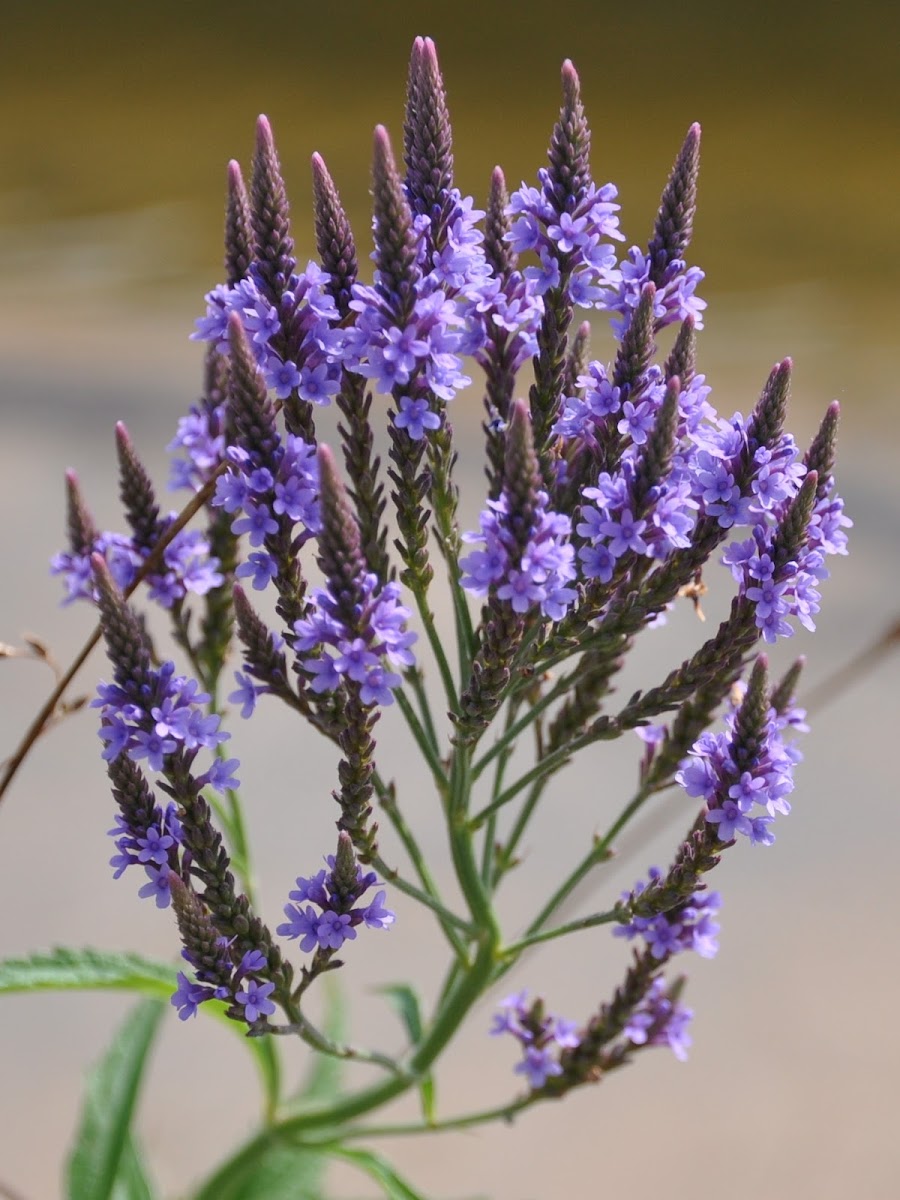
[1,2,898,1197]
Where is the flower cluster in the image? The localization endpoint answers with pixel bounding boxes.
[52,525,222,610]
[576,450,697,583]
[460,493,576,619]
[723,467,850,643]
[277,856,395,952]
[173,946,274,1024]
[614,869,722,960]
[490,991,580,1090]
[609,245,706,338]
[677,686,807,844]
[194,262,344,404]
[292,574,416,706]
[212,431,320,590]
[40,36,848,1121]
[506,176,624,307]
[108,802,184,908]
[168,400,228,492]
[94,659,232,779]
[621,977,694,1061]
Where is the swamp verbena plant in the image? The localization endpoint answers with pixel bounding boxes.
[31,33,849,1196]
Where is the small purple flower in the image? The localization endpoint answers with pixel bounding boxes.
[138,865,172,909]
[235,978,276,1023]
[229,671,258,719]
[394,394,441,441]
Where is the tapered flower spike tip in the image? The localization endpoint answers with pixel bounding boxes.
[749,357,792,452]
[804,400,841,484]
[64,468,98,555]
[315,444,366,606]
[251,113,295,303]
[648,123,702,282]
[405,36,453,208]
[373,124,398,178]
[561,59,582,110]
[225,158,252,285]
[311,150,358,317]
[485,165,515,277]
[371,124,419,320]
[115,421,162,552]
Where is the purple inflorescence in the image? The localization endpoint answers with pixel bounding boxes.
[193,263,344,403]
[621,977,694,1061]
[292,574,416,706]
[277,857,395,953]
[211,431,321,588]
[609,245,706,338]
[506,174,624,308]
[341,218,480,410]
[490,991,580,1090]
[460,493,577,619]
[721,468,850,643]
[676,685,808,845]
[168,402,229,492]
[52,526,222,610]
[615,868,722,960]
[108,803,184,908]
[94,660,230,776]
[172,947,267,1022]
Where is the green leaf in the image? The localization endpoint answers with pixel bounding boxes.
[377,984,435,1121]
[110,1138,157,1200]
[66,998,164,1200]
[191,1138,329,1200]
[0,947,178,995]
[0,948,280,1112]
[331,1146,428,1200]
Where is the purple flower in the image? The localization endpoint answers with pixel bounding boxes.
[137,865,172,909]
[277,855,395,954]
[235,978,276,1023]
[394,395,441,440]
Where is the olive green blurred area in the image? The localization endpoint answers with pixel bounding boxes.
[1,0,897,294]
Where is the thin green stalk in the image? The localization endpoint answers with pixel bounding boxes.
[328,1093,535,1138]
[480,697,520,886]
[372,788,470,961]
[409,582,459,714]
[395,689,448,794]
[518,784,652,941]
[500,908,619,958]
[369,772,463,955]
[403,666,440,756]
[493,777,551,887]
[471,739,577,829]
[266,1008,412,1080]
[471,671,573,780]
[371,853,474,938]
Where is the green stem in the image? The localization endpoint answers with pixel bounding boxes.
[517,783,653,943]
[471,672,572,780]
[404,666,440,756]
[500,908,619,958]
[396,689,448,795]
[471,740,576,829]
[265,1009,411,1079]
[371,853,474,938]
[492,777,548,886]
[332,1094,535,1139]
[410,582,459,715]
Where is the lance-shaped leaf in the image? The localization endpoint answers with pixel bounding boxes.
[66,998,164,1200]
[0,948,280,1113]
